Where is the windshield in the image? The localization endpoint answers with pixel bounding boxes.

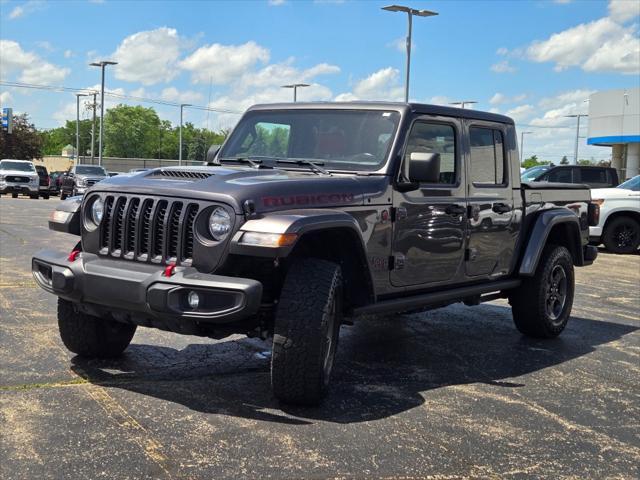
[617,175,640,191]
[219,109,401,172]
[0,161,35,172]
[521,165,550,181]
[76,166,107,175]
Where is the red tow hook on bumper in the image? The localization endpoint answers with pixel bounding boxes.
[163,262,176,277]
[67,250,81,262]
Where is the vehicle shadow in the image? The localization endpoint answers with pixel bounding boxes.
[70,303,637,425]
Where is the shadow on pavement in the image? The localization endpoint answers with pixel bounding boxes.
[70,305,637,425]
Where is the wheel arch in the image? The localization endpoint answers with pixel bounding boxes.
[602,209,640,231]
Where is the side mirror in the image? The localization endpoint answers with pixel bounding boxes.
[408,152,440,184]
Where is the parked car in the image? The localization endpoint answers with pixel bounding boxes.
[34,165,51,199]
[34,102,599,405]
[60,165,108,199]
[49,171,65,195]
[0,159,40,198]
[590,175,640,254]
[522,165,619,188]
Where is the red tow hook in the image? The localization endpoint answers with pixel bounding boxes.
[163,262,176,277]
[68,250,81,262]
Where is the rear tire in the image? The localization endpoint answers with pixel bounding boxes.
[60,191,67,200]
[509,245,574,338]
[11,193,18,198]
[602,216,640,254]
[57,298,136,358]
[42,194,50,200]
[271,258,343,406]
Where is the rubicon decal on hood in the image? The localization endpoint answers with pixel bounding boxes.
[263,193,355,207]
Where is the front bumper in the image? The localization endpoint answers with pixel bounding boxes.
[0,183,39,194]
[32,249,263,326]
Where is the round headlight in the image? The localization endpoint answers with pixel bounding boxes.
[91,198,104,224]
[208,207,231,240]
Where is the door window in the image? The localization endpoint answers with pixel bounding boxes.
[469,127,506,185]
[579,168,608,186]
[404,122,456,184]
[547,168,573,183]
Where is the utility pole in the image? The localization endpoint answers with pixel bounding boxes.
[281,83,310,102]
[89,60,118,166]
[179,103,192,166]
[90,92,97,164]
[565,114,588,165]
[382,5,438,103]
[520,131,533,164]
[75,94,89,166]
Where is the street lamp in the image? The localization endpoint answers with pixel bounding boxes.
[281,83,310,102]
[565,114,588,165]
[89,60,118,166]
[450,100,477,109]
[179,103,192,166]
[520,131,533,164]
[75,93,89,167]
[382,4,438,103]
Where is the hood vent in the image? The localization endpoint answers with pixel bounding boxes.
[148,169,214,180]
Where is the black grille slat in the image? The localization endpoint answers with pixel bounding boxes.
[98,195,199,266]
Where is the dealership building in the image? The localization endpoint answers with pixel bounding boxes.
[587,87,640,181]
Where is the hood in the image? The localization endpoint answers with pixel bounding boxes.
[0,168,38,177]
[591,187,639,199]
[90,166,392,214]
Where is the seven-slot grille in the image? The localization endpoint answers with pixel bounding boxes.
[99,195,200,265]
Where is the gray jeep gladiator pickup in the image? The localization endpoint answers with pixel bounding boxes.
[32,102,599,405]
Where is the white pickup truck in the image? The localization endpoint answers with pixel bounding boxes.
[590,176,640,254]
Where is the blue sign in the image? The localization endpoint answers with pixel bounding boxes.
[1,107,12,134]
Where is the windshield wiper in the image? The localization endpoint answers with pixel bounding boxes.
[218,156,273,169]
[275,158,331,176]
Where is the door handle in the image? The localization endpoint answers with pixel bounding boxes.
[492,203,512,214]
[445,204,466,216]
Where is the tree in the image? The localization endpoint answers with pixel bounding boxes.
[40,119,93,156]
[521,155,553,169]
[560,156,569,165]
[0,113,43,159]
[103,104,161,158]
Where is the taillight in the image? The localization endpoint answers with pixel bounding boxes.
[588,202,600,226]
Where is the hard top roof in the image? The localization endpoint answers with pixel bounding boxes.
[247,101,514,125]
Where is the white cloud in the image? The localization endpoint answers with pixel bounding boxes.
[0,39,69,84]
[237,59,339,91]
[0,91,13,105]
[609,0,639,23]
[335,67,404,101]
[112,27,182,85]
[505,104,534,122]
[268,0,286,5]
[160,87,204,104]
[426,95,453,106]
[538,89,596,109]
[553,0,572,4]
[64,49,74,58]
[387,36,415,53]
[180,41,270,84]
[490,60,516,73]
[490,92,527,105]
[496,47,509,56]
[8,1,43,19]
[526,17,639,74]
[35,40,54,52]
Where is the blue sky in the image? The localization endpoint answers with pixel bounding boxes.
[1,0,639,161]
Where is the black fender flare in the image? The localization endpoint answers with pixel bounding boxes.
[519,209,584,276]
[48,196,82,236]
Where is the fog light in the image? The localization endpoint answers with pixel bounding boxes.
[187,291,200,310]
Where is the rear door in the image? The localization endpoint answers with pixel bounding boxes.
[464,122,517,278]
[391,116,467,287]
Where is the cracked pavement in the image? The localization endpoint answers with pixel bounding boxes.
[1,196,639,479]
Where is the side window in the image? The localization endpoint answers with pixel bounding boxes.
[469,127,506,185]
[405,122,456,185]
[548,168,573,183]
[580,168,607,186]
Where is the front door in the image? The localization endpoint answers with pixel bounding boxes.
[391,117,467,287]
[464,121,517,278]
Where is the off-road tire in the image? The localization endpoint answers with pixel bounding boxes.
[271,258,343,405]
[60,191,68,200]
[510,244,574,338]
[602,216,640,254]
[57,298,137,358]
[11,193,18,198]
[42,194,50,200]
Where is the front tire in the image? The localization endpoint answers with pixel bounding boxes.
[57,298,137,358]
[271,258,343,405]
[60,190,68,200]
[510,245,575,338]
[602,216,640,254]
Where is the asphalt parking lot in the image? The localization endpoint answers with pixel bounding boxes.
[1,196,639,479]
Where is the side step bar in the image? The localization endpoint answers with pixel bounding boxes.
[352,279,521,316]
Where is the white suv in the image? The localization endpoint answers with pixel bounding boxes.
[590,175,640,254]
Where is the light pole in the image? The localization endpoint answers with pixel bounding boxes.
[565,114,588,165]
[281,83,310,102]
[520,131,533,165]
[450,100,477,109]
[75,93,89,166]
[89,60,117,166]
[90,92,97,164]
[382,5,438,103]
[179,103,192,166]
